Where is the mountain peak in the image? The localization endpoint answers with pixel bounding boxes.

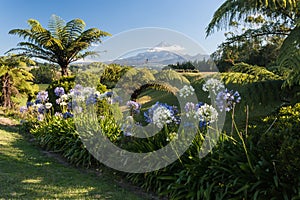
[155,41,172,47]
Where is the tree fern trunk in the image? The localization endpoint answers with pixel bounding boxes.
[1,74,12,108]
[61,65,69,76]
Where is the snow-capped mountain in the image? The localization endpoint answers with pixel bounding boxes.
[111,42,209,67]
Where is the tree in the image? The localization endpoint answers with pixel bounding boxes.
[7,15,111,76]
[207,0,299,84]
[0,55,38,108]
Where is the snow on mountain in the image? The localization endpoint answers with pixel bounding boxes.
[147,41,185,53]
[112,41,209,67]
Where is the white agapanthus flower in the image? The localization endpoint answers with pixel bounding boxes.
[152,106,173,129]
[60,101,68,106]
[202,78,225,97]
[60,94,69,101]
[45,102,52,109]
[196,103,218,124]
[178,85,195,98]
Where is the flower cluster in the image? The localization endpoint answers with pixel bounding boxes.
[178,85,195,98]
[126,100,141,114]
[183,102,218,127]
[36,91,49,103]
[216,89,241,112]
[202,78,225,96]
[144,102,179,129]
[54,87,65,97]
[21,84,113,121]
[196,103,218,124]
[20,91,53,121]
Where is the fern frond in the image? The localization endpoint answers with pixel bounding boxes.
[206,0,298,36]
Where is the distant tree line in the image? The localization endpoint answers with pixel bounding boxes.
[166,59,216,72]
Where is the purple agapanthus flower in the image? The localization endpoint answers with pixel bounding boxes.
[126,100,141,114]
[37,105,46,114]
[104,91,113,97]
[216,89,241,112]
[36,91,48,102]
[54,87,65,97]
[86,94,97,105]
[20,106,28,113]
[55,112,63,118]
[63,112,74,119]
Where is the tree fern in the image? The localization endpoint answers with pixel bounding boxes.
[206,0,299,36]
[0,55,38,108]
[8,15,111,76]
[278,18,300,87]
[232,62,283,81]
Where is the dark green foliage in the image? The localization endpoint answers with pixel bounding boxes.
[124,102,300,199]
[30,64,56,84]
[167,60,217,72]
[257,103,300,187]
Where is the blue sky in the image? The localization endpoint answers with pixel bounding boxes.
[0,0,226,56]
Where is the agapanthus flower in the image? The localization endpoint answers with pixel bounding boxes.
[26,101,33,108]
[81,87,96,97]
[37,114,44,121]
[86,94,97,105]
[196,103,218,124]
[216,89,241,112]
[45,102,52,109]
[36,91,49,102]
[60,101,68,106]
[60,94,69,101]
[63,112,73,119]
[178,85,195,98]
[37,104,46,114]
[104,91,113,98]
[144,102,179,129]
[54,87,65,97]
[202,78,225,97]
[126,100,141,114]
[54,112,63,118]
[184,102,196,118]
[20,106,28,113]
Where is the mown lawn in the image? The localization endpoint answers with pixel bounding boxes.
[0,123,145,199]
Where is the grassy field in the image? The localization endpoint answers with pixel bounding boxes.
[0,122,145,199]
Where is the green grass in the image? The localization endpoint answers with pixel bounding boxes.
[38,84,49,91]
[0,123,145,199]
